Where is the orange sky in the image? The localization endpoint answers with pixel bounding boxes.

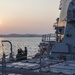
[0,0,60,34]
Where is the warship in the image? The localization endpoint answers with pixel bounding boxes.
[1,0,75,75]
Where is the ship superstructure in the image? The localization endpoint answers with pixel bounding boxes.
[52,0,75,60]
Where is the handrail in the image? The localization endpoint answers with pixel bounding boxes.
[1,40,14,61]
[42,34,56,42]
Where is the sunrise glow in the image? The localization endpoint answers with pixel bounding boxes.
[0,0,60,34]
[0,20,2,26]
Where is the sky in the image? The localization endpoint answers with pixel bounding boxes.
[0,0,60,34]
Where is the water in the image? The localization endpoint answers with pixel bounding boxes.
[0,37,41,59]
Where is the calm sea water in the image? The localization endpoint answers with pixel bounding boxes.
[0,37,41,59]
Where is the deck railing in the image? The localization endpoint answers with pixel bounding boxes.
[42,34,56,42]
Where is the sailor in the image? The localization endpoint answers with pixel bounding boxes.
[16,48,23,61]
[19,48,23,54]
[23,47,28,59]
[42,47,47,55]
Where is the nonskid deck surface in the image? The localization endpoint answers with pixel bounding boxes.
[0,58,65,75]
[50,61,75,75]
[1,58,75,75]
[1,55,75,75]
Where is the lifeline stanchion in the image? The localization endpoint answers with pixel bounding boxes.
[2,52,6,75]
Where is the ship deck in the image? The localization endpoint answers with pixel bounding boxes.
[0,58,65,75]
